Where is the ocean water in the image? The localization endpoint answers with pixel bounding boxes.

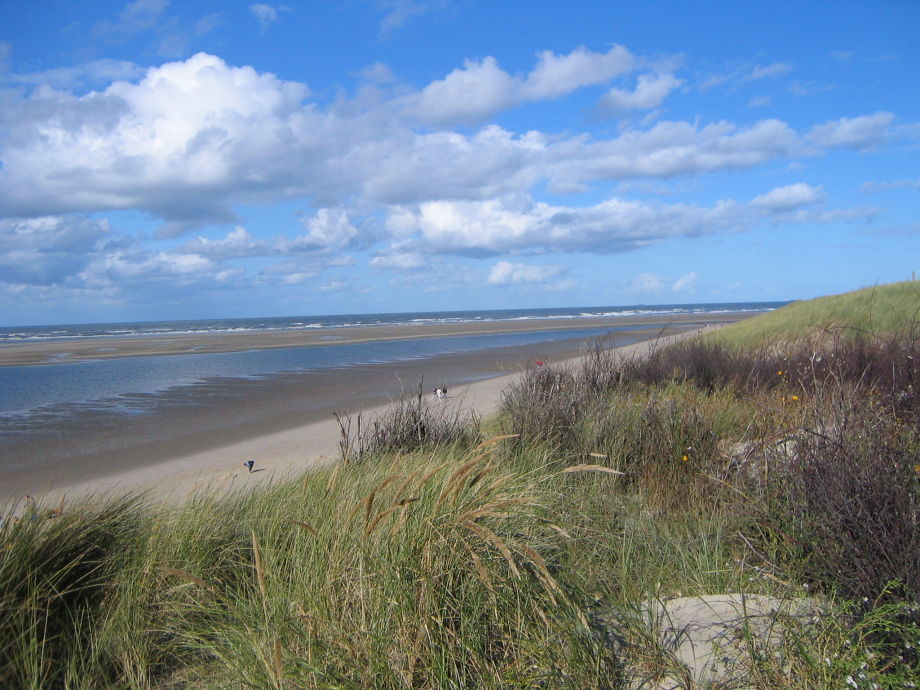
[0,302,783,440]
[0,302,780,343]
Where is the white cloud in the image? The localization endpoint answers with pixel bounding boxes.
[519,44,636,100]
[412,57,517,126]
[388,194,747,256]
[632,273,664,291]
[0,50,900,262]
[7,59,145,90]
[370,251,428,270]
[94,0,170,43]
[377,0,448,37]
[0,216,111,286]
[411,44,638,125]
[280,272,315,285]
[702,61,794,90]
[861,178,920,192]
[293,209,359,251]
[0,53,310,221]
[178,210,360,260]
[671,271,697,292]
[545,118,803,190]
[632,271,697,293]
[487,260,564,285]
[751,183,824,211]
[746,62,794,81]
[808,112,894,150]
[81,249,219,289]
[194,13,224,36]
[250,4,280,33]
[360,62,396,83]
[384,181,872,260]
[599,72,683,113]
[180,226,268,259]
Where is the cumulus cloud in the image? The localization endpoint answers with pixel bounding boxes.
[487,260,564,285]
[385,194,747,256]
[808,112,894,150]
[178,210,360,260]
[751,183,824,211]
[82,250,221,289]
[383,182,871,259]
[0,53,310,221]
[412,56,517,126]
[599,72,683,113]
[293,209,360,251]
[0,50,892,231]
[0,216,112,286]
[0,48,903,304]
[411,44,637,125]
[519,45,636,100]
[544,118,803,191]
[179,226,269,259]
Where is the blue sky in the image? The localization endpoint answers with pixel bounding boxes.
[0,1,918,325]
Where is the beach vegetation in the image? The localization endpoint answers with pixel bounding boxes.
[2,281,919,687]
[706,279,920,348]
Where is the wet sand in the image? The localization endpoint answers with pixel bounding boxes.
[0,312,742,367]
[0,315,748,506]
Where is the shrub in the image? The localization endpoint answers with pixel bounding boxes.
[336,380,481,460]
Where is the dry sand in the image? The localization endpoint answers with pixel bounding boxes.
[0,322,731,510]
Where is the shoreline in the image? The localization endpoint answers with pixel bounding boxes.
[0,317,743,508]
[0,312,744,367]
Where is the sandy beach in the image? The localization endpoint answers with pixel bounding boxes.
[0,312,742,367]
[0,315,746,507]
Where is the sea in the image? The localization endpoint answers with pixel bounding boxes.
[0,302,782,467]
[0,303,780,344]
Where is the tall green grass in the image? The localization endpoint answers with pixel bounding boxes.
[709,280,920,348]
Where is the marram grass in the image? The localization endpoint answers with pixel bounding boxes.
[709,279,920,348]
[3,295,920,687]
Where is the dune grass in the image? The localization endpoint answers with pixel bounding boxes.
[2,284,920,687]
[708,280,920,348]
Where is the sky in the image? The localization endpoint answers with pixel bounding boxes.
[0,1,918,325]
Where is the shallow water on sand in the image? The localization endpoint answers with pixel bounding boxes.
[0,326,631,420]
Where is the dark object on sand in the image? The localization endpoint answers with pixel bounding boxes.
[434,386,448,399]
[244,460,255,473]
